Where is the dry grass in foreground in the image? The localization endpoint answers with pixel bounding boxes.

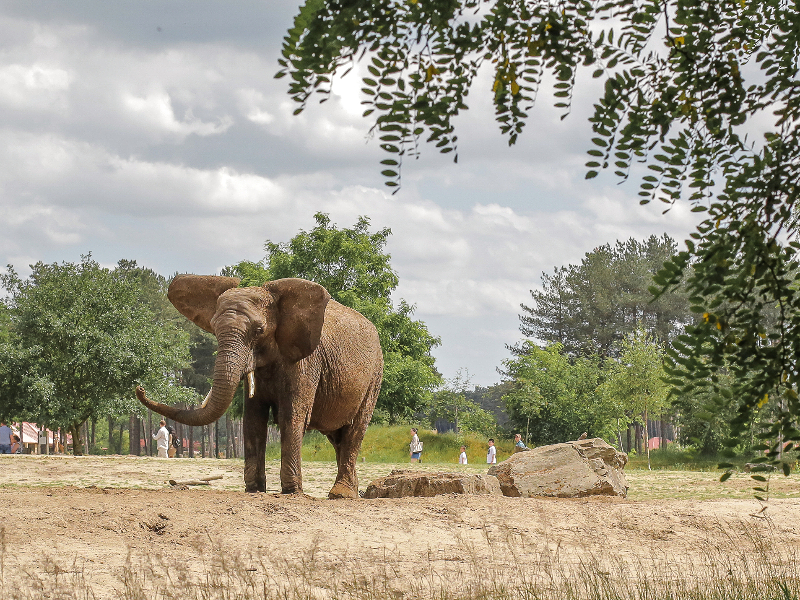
[2,522,799,600]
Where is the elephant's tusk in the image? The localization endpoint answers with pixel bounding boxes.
[247,371,256,398]
[200,389,212,409]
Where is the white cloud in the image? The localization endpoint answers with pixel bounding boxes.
[237,88,275,125]
[0,63,71,110]
[0,4,703,386]
[122,91,233,140]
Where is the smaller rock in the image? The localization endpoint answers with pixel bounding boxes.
[364,470,502,498]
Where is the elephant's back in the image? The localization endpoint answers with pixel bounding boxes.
[321,300,381,355]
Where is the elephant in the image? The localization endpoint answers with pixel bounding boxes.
[136,275,383,499]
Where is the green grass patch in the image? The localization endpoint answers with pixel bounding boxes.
[264,425,517,465]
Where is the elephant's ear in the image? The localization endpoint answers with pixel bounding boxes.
[168,275,241,333]
[267,278,330,363]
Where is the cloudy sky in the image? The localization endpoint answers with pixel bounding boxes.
[0,1,700,386]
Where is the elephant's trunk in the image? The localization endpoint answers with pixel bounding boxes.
[137,335,252,427]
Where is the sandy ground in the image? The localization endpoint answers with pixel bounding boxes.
[1,455,800,598]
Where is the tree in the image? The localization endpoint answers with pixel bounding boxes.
[0,256,193,454]
[501,342,611,445]
[600,329,670,469]
[229,213,441,422]
[426,369,497,436]
[115,260,214,455]
[518,235,690,357]
[280,1,800,468]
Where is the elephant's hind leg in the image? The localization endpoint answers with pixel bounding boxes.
[327,367,382,499]
[326,427,360,499]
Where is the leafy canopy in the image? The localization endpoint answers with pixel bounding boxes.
[427,370,498,436]
[0,256,192,450]
[501,342,613,444]
[280,1,800,464]
[519,235,690,357]
[230,213,441,422]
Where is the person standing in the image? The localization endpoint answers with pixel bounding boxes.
[0,422,12,454]
[409,428,422,462]
[166,424,178,458]
[486,438,497,464]
[458,445,468,464]
[152,420,170,458]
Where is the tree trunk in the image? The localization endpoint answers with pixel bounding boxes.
[175,413,184,457]
[644,409,651,470]
[129,414,138,455]
[117,421,124,454]
[188,412,195,458]
[108,417,115,454]
[147,410,153,456]
[83,421,90,455]
[91,417,96,449]
[626,423,632,454]
[226,416,233,459]
[214,419,220,459]
[71,422,83,456]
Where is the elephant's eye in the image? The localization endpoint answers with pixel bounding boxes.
[253,325,264,335]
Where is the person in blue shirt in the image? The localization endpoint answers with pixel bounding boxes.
[0,422,12,454]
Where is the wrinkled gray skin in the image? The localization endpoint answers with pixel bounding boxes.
[136,275,383,499]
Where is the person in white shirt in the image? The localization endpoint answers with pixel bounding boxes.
[409,428,422,462]
[152,420,170,458]
[458,445,468,465]
[486,438,497,464]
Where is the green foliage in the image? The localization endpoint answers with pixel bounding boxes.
[463,382,513,428]
[425,369,498,437]
[229,213,441,422]
[519,235,690,357]
[600,329,670,467]
[601,329,670,424]
[427,391,497,438]
[118,260,216,401]
[502,342,614,444]
[671,369,738,456]
[0,256,193,450]
[0,302,12,344]
[280,0,800,466]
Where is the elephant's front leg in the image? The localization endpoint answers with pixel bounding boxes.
[243,396,270,493]
[278,400,309,494]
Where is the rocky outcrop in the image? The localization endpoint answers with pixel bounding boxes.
[488,438,628,498]
[364,470,502,498]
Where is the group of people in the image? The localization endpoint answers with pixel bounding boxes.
[0,422,22,455]
[410,429,529,464]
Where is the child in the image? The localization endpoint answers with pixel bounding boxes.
[458,445,467,464]
[486,438,497,464]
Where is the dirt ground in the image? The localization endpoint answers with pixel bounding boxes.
[2,455,800,599]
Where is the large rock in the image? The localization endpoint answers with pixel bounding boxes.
[488,438,628,498]
[364,470,502,498]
